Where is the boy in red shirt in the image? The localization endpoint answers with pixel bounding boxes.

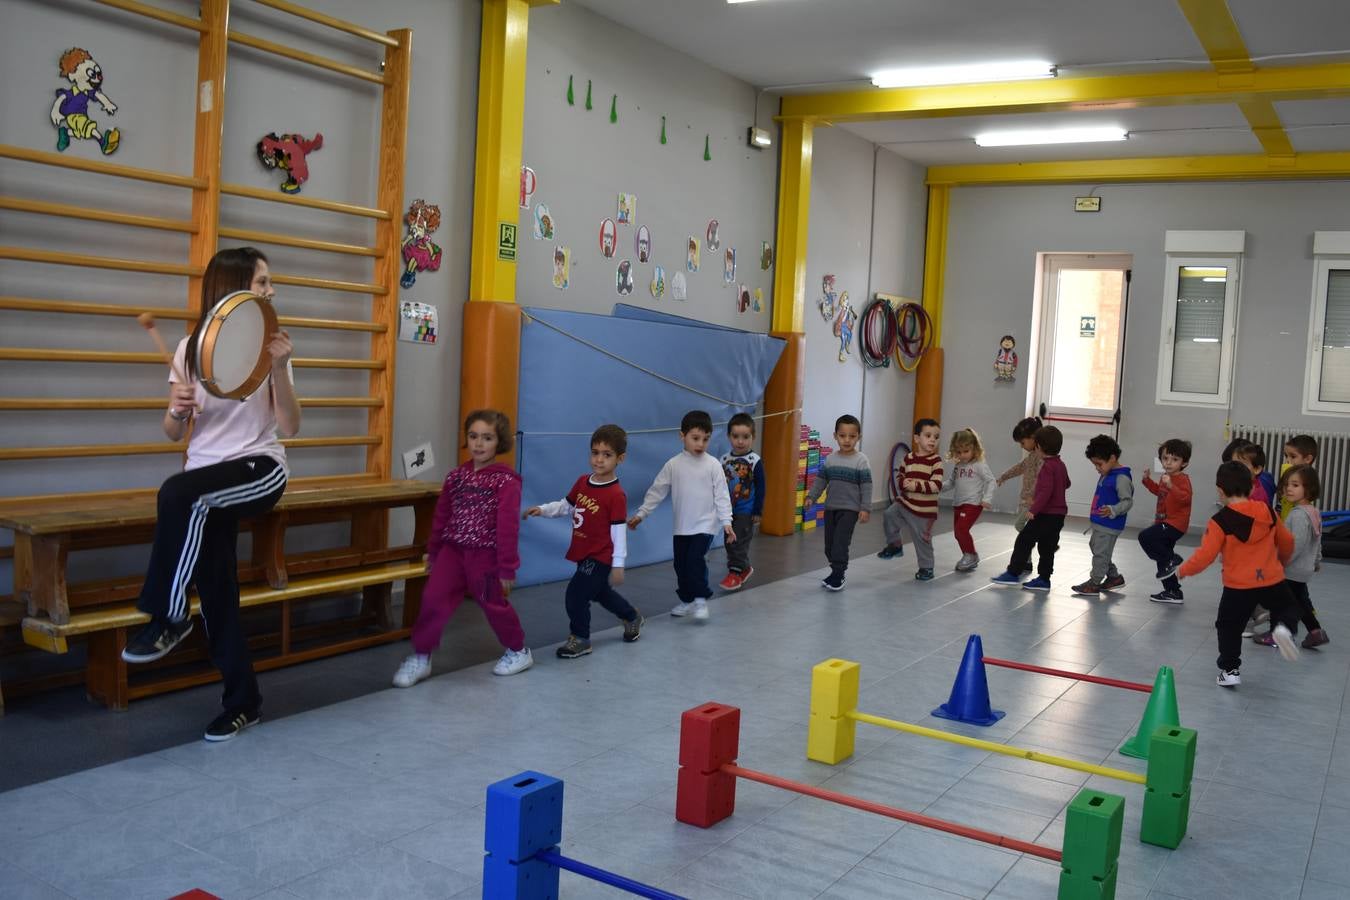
[991,426,1069,592]
[1177,460,1300,687]
[525,424,643,658]
[1139,438,1193,605]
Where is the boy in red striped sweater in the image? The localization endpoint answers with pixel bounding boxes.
[878,418,944,580]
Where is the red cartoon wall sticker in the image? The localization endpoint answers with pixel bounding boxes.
[256,132,323,194]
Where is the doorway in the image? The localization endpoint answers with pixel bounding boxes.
[1034,253,1132,517]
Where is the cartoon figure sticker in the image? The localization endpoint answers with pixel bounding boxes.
[257,132,323,194]
[706,219,720,251]
[51,48,119,155]
[833,299,858,362]
[520,166,536,209]
[672,271,688,300]
[636,225,651,263]
[651,265,666,298]
[599,218,617,258]
[400,199,443,289]
[552,246,570,290]
[752,287,763,312]
[760,242,773,270]
[994,335,1019,382]
[616,259,634,296]
[737,284,751,315]
[686,236,700,272]
[617,193,636,225]
[398,301,438,344]
[533,203,554,240]
[724,248,737,285]
[819,274,839,320]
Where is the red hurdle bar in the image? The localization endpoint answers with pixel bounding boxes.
[982,656,1153,694]
[722,763,1063,862]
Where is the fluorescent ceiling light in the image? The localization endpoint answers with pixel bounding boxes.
[871,61,1054,89]
[1202,276,1227,282]
[1191,338,1220,343]
[974,126,1127,147]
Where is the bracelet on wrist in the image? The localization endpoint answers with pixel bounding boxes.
[168,408,191,422]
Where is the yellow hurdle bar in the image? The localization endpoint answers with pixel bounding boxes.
[846,710,1147,785]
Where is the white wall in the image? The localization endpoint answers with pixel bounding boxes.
[941,180,1350,525]
[804,127,928,502]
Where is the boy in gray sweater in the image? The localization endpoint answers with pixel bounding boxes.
[805,415,872,591]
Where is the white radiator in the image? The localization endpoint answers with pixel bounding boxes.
[1230,425,1350,512]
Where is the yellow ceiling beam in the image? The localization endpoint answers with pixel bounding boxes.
[926,151,1350,186]
[780,62,1350,123]
[1239,100,1296,156]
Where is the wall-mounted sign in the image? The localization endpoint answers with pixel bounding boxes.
[1079,315,1097,337]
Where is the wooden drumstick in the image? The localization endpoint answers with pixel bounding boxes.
[137,313,190,384]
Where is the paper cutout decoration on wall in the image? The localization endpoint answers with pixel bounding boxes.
[567,75,574,105]
[256,132,323,194]
[636,225,651,262]
[617,193,636,225]
[737,284,751,315]
[610,94,618,124]
[519,166,536,209]
[994,335,1019,382]
[724,248,736,285]
[398,301,438,344]
[616,260,634,296]
[585,79,593,110]
[552,246,570,290]
[599,218,617,258]
[651,265,666,298]
[660,115,667,144]
[704,134,711,161]
[706,220,720,251]
[752,287,763,312]
[833,298,858,362]
[761,242,773,270]
[400,199,443,289]
[52,48,119,155]
[671,271,688,300]
[686,236,700,272]
[533,204,554,240]
[819,274,839,320]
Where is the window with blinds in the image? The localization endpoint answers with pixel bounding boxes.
[1305,258,1350,414]
[1156,254,1240,408]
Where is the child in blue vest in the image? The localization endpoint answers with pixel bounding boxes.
[1073,435,1134,596]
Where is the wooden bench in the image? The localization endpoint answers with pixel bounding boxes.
[0,479,440,709]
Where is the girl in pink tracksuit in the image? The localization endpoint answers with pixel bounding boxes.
[393,410,532,687]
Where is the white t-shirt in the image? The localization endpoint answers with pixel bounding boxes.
[171,337,290,472]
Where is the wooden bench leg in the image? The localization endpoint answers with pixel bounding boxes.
[362,583,394,630]
[402,574,425,629]
[253,513,289,589]
[86,627,129,710]
[22,534,72,625]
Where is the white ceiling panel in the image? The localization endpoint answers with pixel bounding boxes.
[568,0,1204,90]
[1228,0,1350,61]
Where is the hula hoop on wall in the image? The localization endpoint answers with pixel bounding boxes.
[887,441,911,503]
[894,302,933,372]
[859,297,898,368]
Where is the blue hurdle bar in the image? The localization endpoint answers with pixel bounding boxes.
[483,770,689,900]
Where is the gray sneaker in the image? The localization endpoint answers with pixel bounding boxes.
[555,635,593,659]
[955,553,979,572]
[623,613,644,643]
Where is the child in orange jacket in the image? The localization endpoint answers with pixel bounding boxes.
[1177,460,1300,688]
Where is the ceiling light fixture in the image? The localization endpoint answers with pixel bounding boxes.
[974,126,1127,147]
[871,60,1055,89]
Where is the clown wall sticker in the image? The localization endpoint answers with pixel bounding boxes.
[705,219,720,251]
[599,218,617,258]
[51,48,119,155]
[616,259,634,296]
[256,132,323,194]
[994,335,1019,382]
[533,204,554,240]
[636,225,651,263]
[400,199,443,289]
[833,300,858,363]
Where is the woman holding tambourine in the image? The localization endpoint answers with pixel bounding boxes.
[123,246,301,742]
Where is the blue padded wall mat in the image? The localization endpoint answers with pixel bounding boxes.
[515,307,785,587]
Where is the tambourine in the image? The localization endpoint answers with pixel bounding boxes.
[195,290,278,400]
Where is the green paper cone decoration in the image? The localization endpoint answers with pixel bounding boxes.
[609,94,617,123]
[585,79,592,110]
[566,75,574,105]
[703,134,711,161]
[660,116,667,144]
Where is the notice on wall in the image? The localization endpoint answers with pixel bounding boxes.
[398,301,438,344]
[1079,315,1097,338]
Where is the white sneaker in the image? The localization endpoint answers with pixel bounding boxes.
[670,601,695,617]
[392,654,431,688]
[692,599,709,621]
[1217,668,1241,687]
[493,647,534,676]
[1271,624,1300,662]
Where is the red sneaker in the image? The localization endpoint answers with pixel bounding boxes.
[719,572,744,591]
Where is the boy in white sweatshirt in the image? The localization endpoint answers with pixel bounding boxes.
[629,410,735,621]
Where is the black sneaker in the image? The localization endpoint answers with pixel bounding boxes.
[1100,573,1126,591]
[1149,589,1184,605]
[556,635,593,659]
[622,614,644,643]
[122,618,194,664]
[822,572,845,591]
[1159,554,1183,580]
[204,708,259,742]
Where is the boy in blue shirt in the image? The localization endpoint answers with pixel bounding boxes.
[1073,435,1133,596]
[720,413,765,591]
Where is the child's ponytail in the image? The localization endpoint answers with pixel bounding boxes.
[1012,416,1042,441]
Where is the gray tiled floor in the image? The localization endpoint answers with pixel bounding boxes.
[2,515,1348,899]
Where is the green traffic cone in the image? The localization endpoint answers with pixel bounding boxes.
[1119,666,1180,759]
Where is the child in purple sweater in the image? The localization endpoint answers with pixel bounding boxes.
[991,426,1070,592]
